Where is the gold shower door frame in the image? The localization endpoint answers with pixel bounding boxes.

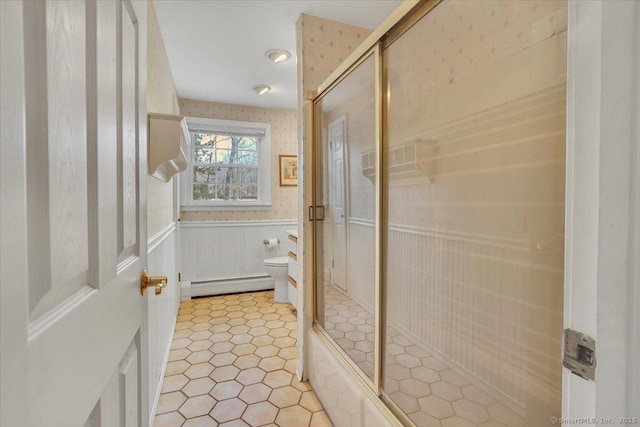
[311,2,445,424]
[311,43,382,394]
[310,0,567,424]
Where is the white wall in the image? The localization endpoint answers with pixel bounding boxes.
[146,224,180,425]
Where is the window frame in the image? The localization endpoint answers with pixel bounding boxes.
[181,117,272,211]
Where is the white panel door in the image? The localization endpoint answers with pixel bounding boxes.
[0,0,149,426]
[328,116,348,291]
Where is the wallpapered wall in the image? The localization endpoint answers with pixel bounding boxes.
[178,13,368,222]
[178,99,298,221]
[147,0,179,237]
[297,14,372,98]
[146,12,373,229]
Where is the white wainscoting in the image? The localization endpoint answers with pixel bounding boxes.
[180,220,297,297]
[343,217,562,410]
[146,223,180,426]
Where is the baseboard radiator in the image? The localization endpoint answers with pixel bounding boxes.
[187,275,274,298]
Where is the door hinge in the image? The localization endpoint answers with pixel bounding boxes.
[308,205,326,222]
[563,328,596,381]
[332,260,335,268]
[178,272,181,282]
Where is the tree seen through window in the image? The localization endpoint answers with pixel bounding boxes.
[192,132,259,201]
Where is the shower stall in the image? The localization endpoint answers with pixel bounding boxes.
[311,0,568,425]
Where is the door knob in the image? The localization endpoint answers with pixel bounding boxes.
[141,270,168,295]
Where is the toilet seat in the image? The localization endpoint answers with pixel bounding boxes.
[264,256,288,267]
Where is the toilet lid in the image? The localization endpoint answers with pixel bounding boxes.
[264,256,288,267]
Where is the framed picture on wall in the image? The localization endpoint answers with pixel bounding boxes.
[279,155,298,186]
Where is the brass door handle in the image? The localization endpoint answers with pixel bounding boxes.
[141,270,168,295]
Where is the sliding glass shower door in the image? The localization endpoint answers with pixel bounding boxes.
[314,53,378,382]
[382,1,567,425]
[313,1,568,425]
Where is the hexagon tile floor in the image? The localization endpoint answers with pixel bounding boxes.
[153,290,332,427]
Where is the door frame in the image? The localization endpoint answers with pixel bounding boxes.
[0,1,29,424]
[563,0,640,418]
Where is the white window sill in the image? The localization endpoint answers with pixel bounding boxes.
[181,203,272,212]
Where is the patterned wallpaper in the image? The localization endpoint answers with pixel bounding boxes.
[147,0,178,237]
[297,14,372,99]
[179,99,298,221]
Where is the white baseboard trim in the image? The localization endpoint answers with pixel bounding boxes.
[149,312,177,427]
[180,281,192,301]
[188,276,275,298]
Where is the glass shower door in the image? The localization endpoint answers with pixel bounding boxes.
[382,1,568,425]
[314,52,378,382]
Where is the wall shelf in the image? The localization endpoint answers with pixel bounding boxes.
[362,138,436,184]
[148,113,191,182]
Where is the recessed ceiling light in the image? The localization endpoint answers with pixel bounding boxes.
[252,84,271,96]
[264,49,291,63]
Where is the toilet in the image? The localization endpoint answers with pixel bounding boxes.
[264,256,289,303]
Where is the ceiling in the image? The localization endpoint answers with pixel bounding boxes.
[153,0,403,110]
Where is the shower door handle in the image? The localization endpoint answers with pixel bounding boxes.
[308,205,326,221]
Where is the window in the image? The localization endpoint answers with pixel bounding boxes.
[192,133,258,201]
[181,117,271,210]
